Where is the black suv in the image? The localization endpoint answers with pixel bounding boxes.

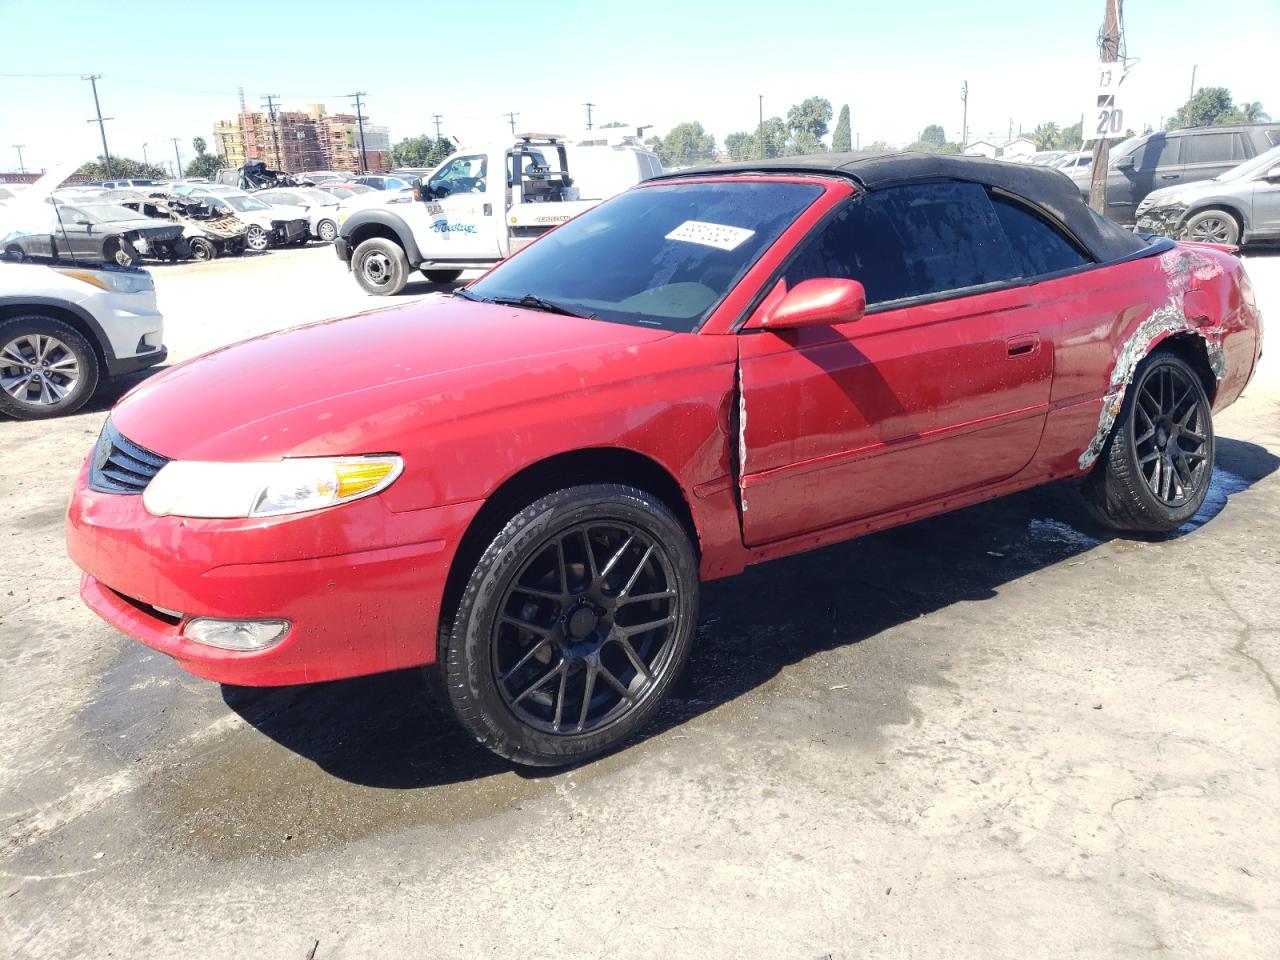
[1070,123,1280,224]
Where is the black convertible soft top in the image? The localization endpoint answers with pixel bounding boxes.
[652,152,1152,264]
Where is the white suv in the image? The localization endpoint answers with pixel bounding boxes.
[0,260,166,419]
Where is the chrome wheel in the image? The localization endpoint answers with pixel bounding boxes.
[245,225,269,251]
[0,333,80,407]
[1188,215,1233,244]
[317,220,337,242]
[493,521,680,735]
[1132,361,1210,508]
[361,251,394,288]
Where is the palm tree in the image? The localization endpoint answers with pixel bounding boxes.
[1236,102,1270,122]
[1031,122,1061,151]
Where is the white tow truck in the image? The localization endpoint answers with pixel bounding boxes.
[335,134,662,295]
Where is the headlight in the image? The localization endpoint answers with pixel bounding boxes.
[142,456,403,518]
[54,267,154,294]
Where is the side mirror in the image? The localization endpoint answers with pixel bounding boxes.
[1265,168,1280,183]
[754,278,866,331]
[1114,154,1136,172]
[71,215,90,225]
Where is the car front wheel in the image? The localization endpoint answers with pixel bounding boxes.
[317,220,338,243]
[438,484,699,766]
[352,237,409,296]
[1083,350,1214,532]
[0,315,100,420]
[1183,208,1240,246]
[244,225,270,252]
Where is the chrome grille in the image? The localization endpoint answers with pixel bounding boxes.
[88,420,168,494]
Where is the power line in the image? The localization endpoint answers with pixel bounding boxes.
[82,74,114,178]
[349,92,368,173]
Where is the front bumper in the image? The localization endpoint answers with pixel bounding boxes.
[66,463,481,686]
[334,236,351,265]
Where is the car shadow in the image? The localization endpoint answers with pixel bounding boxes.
[222,435,1278,788]
[80,364,170,413]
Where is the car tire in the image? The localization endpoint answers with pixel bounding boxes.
[437,484,699,766]
[1082,349,1214,533]
[5,245,27,262]
[352,237,409,296]
[1183,208,1241,246]
[317,220,338,243]
[245,225,270,252]
[423,269,463,284]
[188,237,217,261]
[0,315,101,420]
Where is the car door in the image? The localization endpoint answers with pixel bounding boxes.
[1181,130,1248,187]
[1251,156,1280,237]
[53,206,101,258]
[736,181,1056,547]
[424,153,501,259]
[1110,133,1182,223]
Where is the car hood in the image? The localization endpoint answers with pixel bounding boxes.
[1141,178,1246,209]
[110,297,675,461]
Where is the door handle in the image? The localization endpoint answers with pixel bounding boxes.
[1006,334,1039,357]
[1160,174,1179,180]
[483,203,492,216]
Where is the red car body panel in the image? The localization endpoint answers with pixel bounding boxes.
[66,174,1263,686]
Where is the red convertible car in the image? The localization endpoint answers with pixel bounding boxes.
[66,154,1262,766]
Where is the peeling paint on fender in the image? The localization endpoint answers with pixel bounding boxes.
[1078,249,1227,471]
[737,364,748,511]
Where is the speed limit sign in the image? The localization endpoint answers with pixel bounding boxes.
[1082,62,1130,141]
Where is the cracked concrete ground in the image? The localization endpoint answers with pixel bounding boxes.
[2,247,1278,959]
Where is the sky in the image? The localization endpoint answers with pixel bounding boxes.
[1,0,1277,174]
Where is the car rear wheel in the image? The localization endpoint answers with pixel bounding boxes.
[437,484,699,766]
[317,220,338,243]
[352,237,409,296]
[1082,350,1214,532]
[1183,208,1241,246]
[188,236,217,261]
[423,269,462,284]
[0,316,100,420]
[245,225,270,252]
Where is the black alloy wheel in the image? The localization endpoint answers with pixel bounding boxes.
[439,484,699,766]
[1132,359,1211,508]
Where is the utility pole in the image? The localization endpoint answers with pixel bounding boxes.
[506,112,519,135]
[757,94,764,160]
[432,114,443,139]
[262,94,281,169]
[171,137,183,178]
[12,145,25,174]
[82,74,114,178]
[583,102,595,130]
[960,80,969,150]
[1089,0,1123,214]
[349,92,368,173]
[1188,64,1197,101]
[142,142,149,167]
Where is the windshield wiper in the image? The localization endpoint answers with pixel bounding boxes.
[453,286,484,302]
[486,293,596,320]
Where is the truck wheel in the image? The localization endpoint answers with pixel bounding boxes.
[1183,208,1240,246]
[0,315,100,420]
[353,237,409,296]
[188,237,217,261]
[423,269,462,284]
[437,484,699,766]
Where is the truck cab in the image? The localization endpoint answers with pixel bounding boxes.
[335,134,662,295]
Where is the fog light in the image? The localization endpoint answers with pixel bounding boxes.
[183,618,290,652]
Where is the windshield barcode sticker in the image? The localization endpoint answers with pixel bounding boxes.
[665,220,755,251]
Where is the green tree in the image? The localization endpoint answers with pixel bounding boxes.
[787,96,833,142]
[904,139,940,153]
[724,131,756,161]
[184,136,220,179]
[785,129,827,156]
[1031,122,1061,150]
[831,104,852,152]
[393,134,454,168]
[656,121,716,167]
[1223,101,1270,123]
[1169,87,1236,128]
[920,124,946,148]
[1058,121,1083,150]
[75,156,168,180]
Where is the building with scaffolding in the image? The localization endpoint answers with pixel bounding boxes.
[213,103,391,174]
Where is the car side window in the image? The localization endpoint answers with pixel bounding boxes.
[1135,136,1180,171]
[784,181,1018,306]
[988,194,1091,277]
[1184,133,1245,165]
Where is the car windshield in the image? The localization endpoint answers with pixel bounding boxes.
[465,180,825,333]
[223,195,271,212]
[1216,143,1280,182]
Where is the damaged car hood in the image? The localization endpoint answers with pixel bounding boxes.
[110,297,675,461]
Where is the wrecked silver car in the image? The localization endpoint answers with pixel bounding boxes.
[1136,143,1280,246]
